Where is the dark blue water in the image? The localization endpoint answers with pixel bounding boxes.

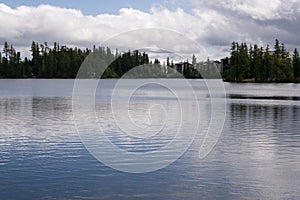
[0,79,300,199]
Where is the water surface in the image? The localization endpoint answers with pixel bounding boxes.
[0,79,300,199]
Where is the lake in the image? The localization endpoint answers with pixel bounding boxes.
[0,79,300,199]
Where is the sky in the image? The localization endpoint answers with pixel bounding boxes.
[0,0,194,15]
[0,0,300,60]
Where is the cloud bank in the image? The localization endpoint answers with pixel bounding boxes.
[0,1,299,59]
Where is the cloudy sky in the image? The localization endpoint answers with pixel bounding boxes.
[0,0,300,60]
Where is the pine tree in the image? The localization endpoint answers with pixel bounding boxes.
[293,48,300,80]
[263,45,272,82]
[192,54,197,66]
[253,44,263,82]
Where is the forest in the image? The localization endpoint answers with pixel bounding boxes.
[0,39,299,82]
[0,41,201,79]
[223,39,300,82]
[0,41,170,79]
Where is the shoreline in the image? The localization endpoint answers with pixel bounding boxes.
[0,77,299,83]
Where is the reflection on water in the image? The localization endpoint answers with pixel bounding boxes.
[217,103,300,199]
[0,79,300,199]
[229,94,300,101]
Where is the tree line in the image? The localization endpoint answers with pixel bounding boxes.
[0,41,152,78]
[0,40,300,82]
[0,41,89,78]
[0,41,202,79]
[223,39,300,82]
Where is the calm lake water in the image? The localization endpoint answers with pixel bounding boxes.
[0,79,300,199]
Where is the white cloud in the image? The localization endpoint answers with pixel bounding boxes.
[192,0,300,50]
[0,1,300,60]
[192,0,294,20]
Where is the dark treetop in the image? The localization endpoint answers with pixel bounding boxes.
[0,40,299,82]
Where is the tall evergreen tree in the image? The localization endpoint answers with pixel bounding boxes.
[293,48,300,80]
[253,45,263,82]
[263,45,272,82]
